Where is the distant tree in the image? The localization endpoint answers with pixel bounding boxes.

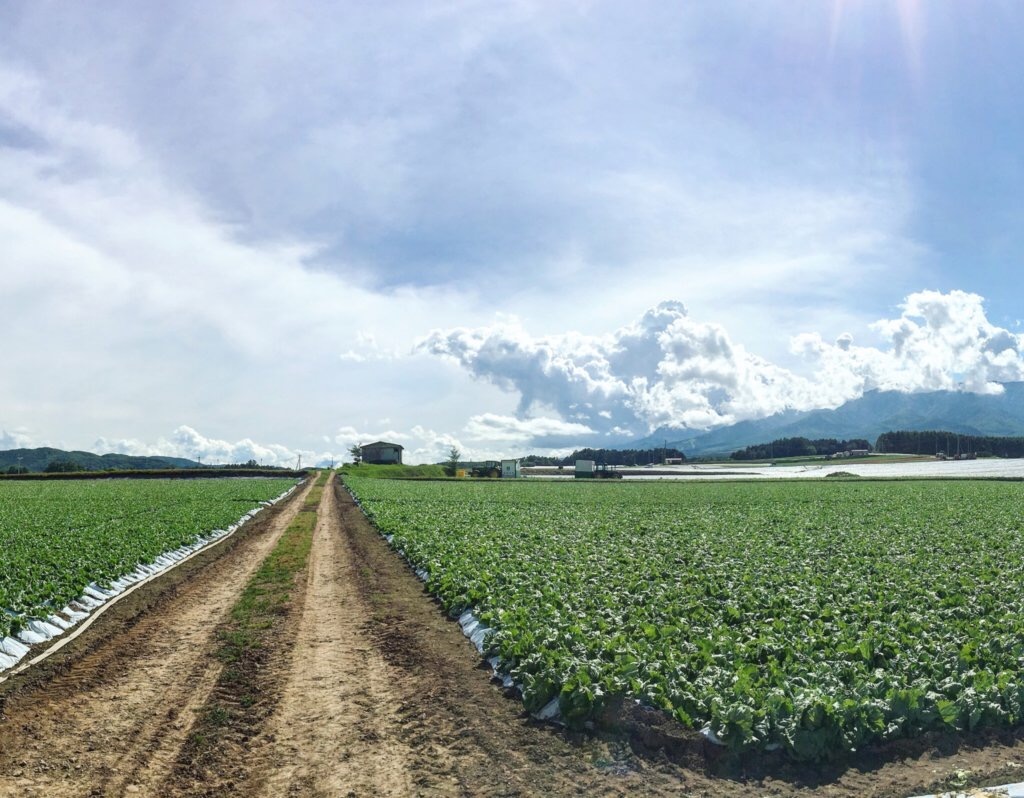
[557,447,684,466]
[44,459,86,473]
[348,444,362,465]
[444,445,461,476]
[5,465,28,475]
[875,430,1024,458]
[731,438,870,461]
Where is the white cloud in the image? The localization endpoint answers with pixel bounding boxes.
[0,428,34,450]
[424,291,1024,436]
[421,302,815,433]
[464,413,595,443]
[795,290,1024,396]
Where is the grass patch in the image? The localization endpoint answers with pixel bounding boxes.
[177,470,327,772]
[338,463,446,479]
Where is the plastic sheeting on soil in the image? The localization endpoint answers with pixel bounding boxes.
[912,783,1024,797]
[0,482,299,676]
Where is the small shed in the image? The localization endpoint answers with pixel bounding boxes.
[360,441,404,465]
[501,459,521,479]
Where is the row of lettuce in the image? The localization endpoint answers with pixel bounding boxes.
[345,475,1024,760]
[0,478,298,642]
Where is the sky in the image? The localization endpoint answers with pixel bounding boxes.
[1,1,1023,465]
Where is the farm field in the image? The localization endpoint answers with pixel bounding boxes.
[345,476,1024,761]
[8,474,1024,796]
[0,477,297,643]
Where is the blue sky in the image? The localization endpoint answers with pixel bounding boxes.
[1,1,1023,464]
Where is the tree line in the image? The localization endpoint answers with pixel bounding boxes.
[730,437,871,461]
[521,447,686,467]
[874,430,1024,458]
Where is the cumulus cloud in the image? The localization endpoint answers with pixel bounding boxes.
[93,426,344,468]
[423,290,1024,436]
[421,302,817,434]
[795,290,1024,396]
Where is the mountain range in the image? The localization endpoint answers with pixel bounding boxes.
[630,382,1024,456]
[0,447,199,473]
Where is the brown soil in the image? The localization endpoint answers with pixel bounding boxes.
[4,475,1024,796]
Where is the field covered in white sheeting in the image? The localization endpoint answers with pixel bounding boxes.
[553,458,1024,481]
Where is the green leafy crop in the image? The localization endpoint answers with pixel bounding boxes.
[346,476,1024,759]
[0,478,296,639]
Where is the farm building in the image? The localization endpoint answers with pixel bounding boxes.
[360,441,404,465]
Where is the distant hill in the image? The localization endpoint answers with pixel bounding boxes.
[0,447,200,473]
[629,382,1024,457]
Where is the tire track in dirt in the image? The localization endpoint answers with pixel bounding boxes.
[247,473,428,797]
[0,477,314,798]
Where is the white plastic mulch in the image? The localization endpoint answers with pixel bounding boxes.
[532,458,1024,481]
[911,782,1024,797]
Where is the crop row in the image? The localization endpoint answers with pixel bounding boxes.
[0,478,298,640]
[345,476,1024,759]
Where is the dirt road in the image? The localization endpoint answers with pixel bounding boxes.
[4,475,1024,797]
[249,469,422,796]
